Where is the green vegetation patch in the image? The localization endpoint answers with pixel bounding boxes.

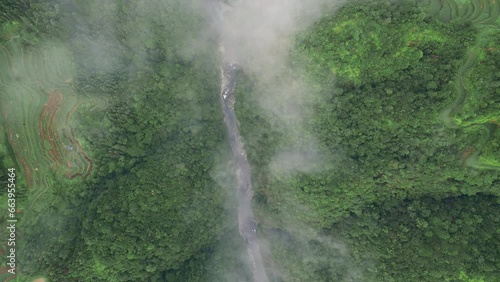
[295,1,455,84]
[458,29,500,127]
[333,194,500,281]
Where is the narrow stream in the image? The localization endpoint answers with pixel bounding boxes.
[206,1,270,280]
[218,43,269,282]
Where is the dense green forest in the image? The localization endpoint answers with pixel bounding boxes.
[236,0,500,281]
[0,0,246,281]
[0,0,499,281]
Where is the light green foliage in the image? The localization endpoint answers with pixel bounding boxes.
[477,129,500,167]
[295,1,451,84]
[459,29,500,120]
[455,271,486,282]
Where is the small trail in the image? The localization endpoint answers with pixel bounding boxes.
[439,48,477,129]
[218,43,269,282]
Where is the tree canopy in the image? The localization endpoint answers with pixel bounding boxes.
[0,0,499,281]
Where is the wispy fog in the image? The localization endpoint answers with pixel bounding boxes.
[211,0,347,176]
[207,1,365,280]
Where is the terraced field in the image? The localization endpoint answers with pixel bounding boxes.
[423,0,500,25]
[0,39,94,203]
[423,0,500,169]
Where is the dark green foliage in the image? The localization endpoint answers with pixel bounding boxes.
[235,0,500,281]
[267,228,370,282]
[163,226,253,282]
[78,59,229,279]
[465,30,500,118]
[333,194,500,281]
[17,187,87,280]
[82,163,226,280]
[0,0,66,42]
[1,0,235,281]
